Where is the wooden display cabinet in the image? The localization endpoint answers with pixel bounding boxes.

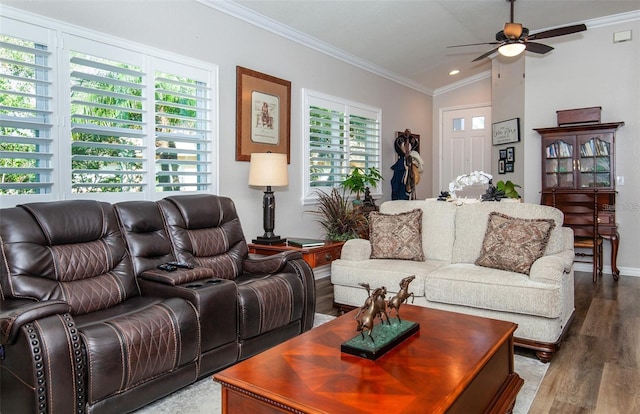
[535,122,624,278]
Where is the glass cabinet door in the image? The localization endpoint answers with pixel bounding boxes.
[543,137,575,189]
[578,134,612,188]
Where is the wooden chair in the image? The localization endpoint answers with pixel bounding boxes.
[551,190,603,282]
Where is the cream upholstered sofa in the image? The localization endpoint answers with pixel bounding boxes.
[331,199,575,362]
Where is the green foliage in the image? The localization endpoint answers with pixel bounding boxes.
[309,188,367,241]
[340,166,382,200]
[496,180,521,199]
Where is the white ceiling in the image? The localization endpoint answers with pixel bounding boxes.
[204,0,640,94]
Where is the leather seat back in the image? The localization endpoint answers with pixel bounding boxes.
[0,200,137,315]
[158,194,248,279]
[114,200,175,275]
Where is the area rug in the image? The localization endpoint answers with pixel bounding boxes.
[135,313,548,413]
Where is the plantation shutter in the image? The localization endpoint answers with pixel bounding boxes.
[349,106,381,173]
[68,37,146,193]
[305,91,381,198]
[154,61,212,192]
[0,20,54,194]
[308,98,348,188]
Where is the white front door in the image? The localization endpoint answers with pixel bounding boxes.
[441,106,492,192]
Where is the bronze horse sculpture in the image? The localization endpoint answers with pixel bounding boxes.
[355,282,390,325]
[355,286,388,342]
[387,275,416,321]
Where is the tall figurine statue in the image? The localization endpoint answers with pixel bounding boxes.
[355,283,389,342]
[387,275,416,322]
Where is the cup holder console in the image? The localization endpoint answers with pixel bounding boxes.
[185,279,223,289]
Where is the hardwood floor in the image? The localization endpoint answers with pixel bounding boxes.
[315,271,640,413]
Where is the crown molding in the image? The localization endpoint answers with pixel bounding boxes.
[197,0,434,95]
[585,9,640,28]
[200,1,639,97]
[433,70,492,97]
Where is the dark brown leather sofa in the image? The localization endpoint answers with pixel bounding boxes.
[0,195,315,414]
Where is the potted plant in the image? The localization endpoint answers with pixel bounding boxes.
[340,166,383,203]
[308,188,368,241]
[481,180,522,201]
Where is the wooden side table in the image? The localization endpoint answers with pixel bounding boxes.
[248,240,345,269]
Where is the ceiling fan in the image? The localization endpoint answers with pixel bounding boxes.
[448,0,587,62]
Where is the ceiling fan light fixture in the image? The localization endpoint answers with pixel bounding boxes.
[498,42,526,57]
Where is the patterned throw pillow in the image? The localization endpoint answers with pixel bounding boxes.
[369,209,425,261]
[475,212,555,275]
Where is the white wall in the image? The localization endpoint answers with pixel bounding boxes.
[431,74,492,194]
[492,55,525,191]
[524,17,640,275]
[4,1,432,241]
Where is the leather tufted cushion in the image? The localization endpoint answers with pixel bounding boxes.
[0,201,138,314]
[158,195,248,279]
[475,212,555,275]
[369,209,425,261]
[75,296,199,404]
[236,273,304,339]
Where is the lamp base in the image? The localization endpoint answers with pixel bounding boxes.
[252,236,287,245]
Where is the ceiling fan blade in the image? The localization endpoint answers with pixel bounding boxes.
[472,46,501,62]
[447,42,500,48]
[528,24,587,40]
[525,42,554,54]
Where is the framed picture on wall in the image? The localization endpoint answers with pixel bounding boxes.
[499,159,506,174]
[236,66,291,162]
[492,118,520,145]
[505,162,514,173]
[506,146,515,162]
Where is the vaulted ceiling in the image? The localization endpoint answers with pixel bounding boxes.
[206,0,640,94]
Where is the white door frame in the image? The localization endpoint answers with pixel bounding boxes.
[438,103,492,193]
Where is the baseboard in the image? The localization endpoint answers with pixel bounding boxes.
[573,263,640,277]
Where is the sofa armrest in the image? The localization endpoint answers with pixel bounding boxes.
[243,250,303,274]
[529,250,575,284]
[0,298,70,345]
[139,266,215,286]
[339,239,372,261]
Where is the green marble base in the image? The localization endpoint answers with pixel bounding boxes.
[341,318,420,360]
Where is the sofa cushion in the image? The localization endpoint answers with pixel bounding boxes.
[369,209,424,261]
[451,202,565,264]
[475,212,555,275]
[380,199,457,262]
[331,258,450,298]
[425,263,563,318]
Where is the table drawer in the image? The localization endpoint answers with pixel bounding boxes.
[310,246,342,267]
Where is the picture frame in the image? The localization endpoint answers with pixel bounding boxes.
[236,66,291,162]
[499,159,506,174]
[505,162,514,173]
[492,118,520,146]
[499,149,507,160]
[506,146,515,162]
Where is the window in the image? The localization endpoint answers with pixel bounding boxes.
[303,89,381,203]
[0,19,53,196]
[1,14,216,204]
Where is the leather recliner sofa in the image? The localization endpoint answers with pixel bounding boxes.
[0,195,315,414]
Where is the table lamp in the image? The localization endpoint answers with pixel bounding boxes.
[249,152,288,245]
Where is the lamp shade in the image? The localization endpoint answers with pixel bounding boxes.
[498,42,526,58]
[248,152,288,187]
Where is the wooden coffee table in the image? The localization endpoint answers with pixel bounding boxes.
[214,305,523,413]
